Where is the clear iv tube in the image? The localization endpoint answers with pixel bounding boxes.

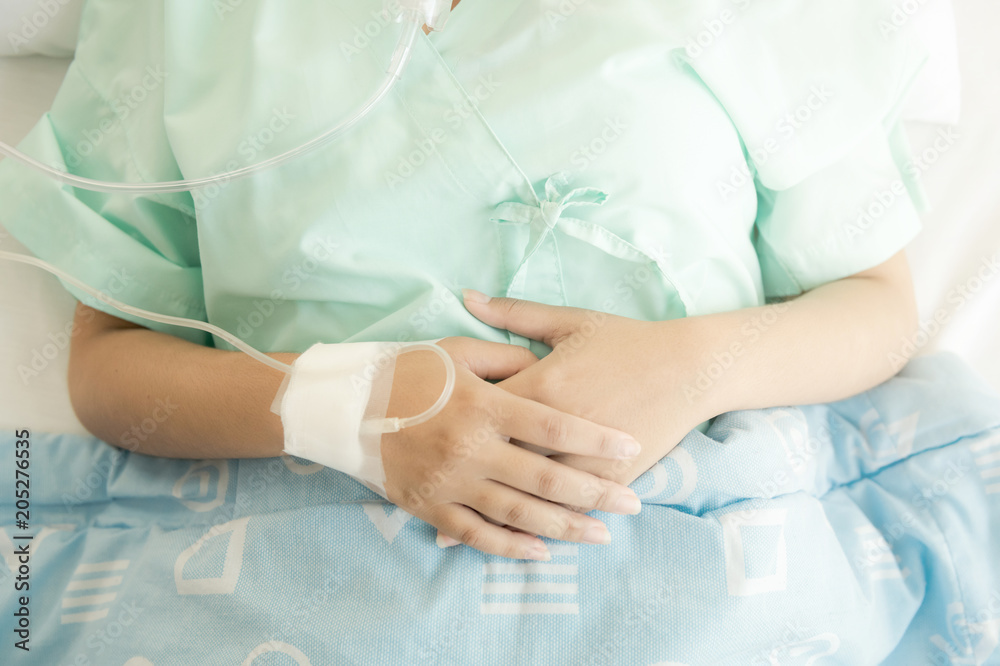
[373,342,456,432]
[0,249,456,431]
[0,19,422,195]
[0,249,294,375]
[0,2,457,429]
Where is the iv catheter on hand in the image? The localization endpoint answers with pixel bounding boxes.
[0,248,456,498]
[0,0,453,194]
[0,251,457,497]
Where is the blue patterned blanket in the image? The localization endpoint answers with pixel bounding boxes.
[2,353,1000,665]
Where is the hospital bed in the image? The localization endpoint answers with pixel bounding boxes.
[0,2,999,664]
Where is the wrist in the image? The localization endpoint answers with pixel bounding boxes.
[663,314,738,422]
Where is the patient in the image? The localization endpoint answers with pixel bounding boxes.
[3,0,925,562]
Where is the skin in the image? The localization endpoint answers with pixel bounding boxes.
[66,309,644,563]
[477,251,918,488]
[66,0,921,560]
[427,251,918,545]
[67,251,917,559]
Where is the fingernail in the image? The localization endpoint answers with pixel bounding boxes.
[526,544,552,561]
[582,525,611,545]
[616,493,642,515]
[617,438,641,459]
[462,288,491,304]
[436,534,460,548]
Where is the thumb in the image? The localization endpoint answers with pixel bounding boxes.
[461,290,582,347]
[436,530,460,548]
[442,337,538,381]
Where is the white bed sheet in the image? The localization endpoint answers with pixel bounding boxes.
[0,55,84,435]
[0,2,998,435]
[905,0,1000,395]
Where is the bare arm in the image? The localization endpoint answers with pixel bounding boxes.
[462,251,920,486]
[688,250,919,413]
[67,303,294,458]
[67,302,644,560]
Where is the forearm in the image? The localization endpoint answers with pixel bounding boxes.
[68,315,295,458]
[452,252,917,489]
[684,251,918,417]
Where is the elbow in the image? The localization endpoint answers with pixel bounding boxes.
[875,252,920,377]
[851,250,920,377]
[68,340,132,451]
[893,255,920,359]
[67,304,125,448]
[67,335,106,443]
[892,282,920,377]
[894,271,920,344]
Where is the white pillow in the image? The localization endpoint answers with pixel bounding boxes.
[899,0,962,125]
[0,0,84,57]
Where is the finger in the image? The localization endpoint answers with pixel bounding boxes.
[428,504,552,561]
[549,452,637,485]
[498,389,641,460]
[548,452,645,512]
[461,290,586,347]
[485,442,642,516]
[436,531,460,548]
[548,452,635,513]
[447,338,539,381]
[469,480,612,545]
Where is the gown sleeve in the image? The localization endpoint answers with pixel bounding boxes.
[680,0,931,298]
[0,1,209,344]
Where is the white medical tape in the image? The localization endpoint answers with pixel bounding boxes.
[274,340,447,499]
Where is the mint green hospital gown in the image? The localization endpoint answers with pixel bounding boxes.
[0,0,928,358]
